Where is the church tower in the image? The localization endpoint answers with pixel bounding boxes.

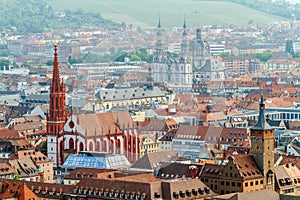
[250,95,274,190]
[181,16,188,56]
[146,64,154,90]
[47,39,67,136]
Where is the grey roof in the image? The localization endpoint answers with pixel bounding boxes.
[25,93,49,102]
[95,85,165,102]
[250,95,273,130]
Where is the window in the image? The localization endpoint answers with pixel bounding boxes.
[232,182,236,187]
[237,182,241,187]
[245,182,248,187]
[250,181,253,186]
[255,181,258,185]
[221,181,224,186]
[226,181,230,186]
[260,180,263,184]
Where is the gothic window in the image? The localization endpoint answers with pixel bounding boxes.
[89,142,94,151]
[79,142,84,151]
[69,138,74,150]
[95,141,100,152]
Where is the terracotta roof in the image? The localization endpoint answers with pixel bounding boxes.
[69,111,135,137]
[17,150,51,164]
[0,181,40,200]
[64,167,118,180]
[0,129,23,139]
[0,163,15,175]
[231,155,263,180]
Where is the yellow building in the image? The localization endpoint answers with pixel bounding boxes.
[250,95,275,190]
[200,154,264,195]
[139,134,160,157]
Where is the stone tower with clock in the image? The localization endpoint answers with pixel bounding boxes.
[250,95,274,190]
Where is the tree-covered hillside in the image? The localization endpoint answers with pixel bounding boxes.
[0,0,121,34]
[229,0,298,19]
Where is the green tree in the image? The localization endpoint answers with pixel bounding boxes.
[13,171,20,180]
[254,51,273,62]
[84,53,103,63]
[130,54,141,62]
[0,59,9,69]
[285,39,295,57]
[40,141,47,155]
[46,60,53,66]
[114,53,129,62]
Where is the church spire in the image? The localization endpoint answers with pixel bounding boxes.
[182,15,187,37]
[47,37,67,136]
[52,37,61,93]
[156,15,162,48]
[251,95,272,130]
[158,15,161,29]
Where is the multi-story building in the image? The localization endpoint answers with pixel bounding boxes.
[222,56,260,74]
[152,20,193,93]
[274,162,300,195]
[200,96,275,194]
[47,43,140,167]
[250,95,275,190]
[200,154,264,194]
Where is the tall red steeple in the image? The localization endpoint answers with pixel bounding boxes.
[47,39,67,136]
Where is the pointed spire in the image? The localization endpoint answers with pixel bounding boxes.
[158,14,161,29]
[182,15,187,37]
[183,14,187,30]
[251,95,272,130]
[52,36,60,93]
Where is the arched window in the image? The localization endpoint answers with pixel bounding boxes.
[89,142,94,151]
[95,141,100,152]
[69,138,74,150]
[79,142,84,151]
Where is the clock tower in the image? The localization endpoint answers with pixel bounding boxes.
[250,95,274,190]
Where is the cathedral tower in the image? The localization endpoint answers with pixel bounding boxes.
[250,95,274,190]
[47,39,67,136]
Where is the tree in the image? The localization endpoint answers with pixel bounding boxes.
[0,59,10,67]
[40,141,47,155]
[130,54,141,62]
[285,39,295,57]
[46,60,52,66]
[255,51,273,62]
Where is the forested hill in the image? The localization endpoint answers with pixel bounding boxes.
[0,0,121,35]
[229,0,299,19]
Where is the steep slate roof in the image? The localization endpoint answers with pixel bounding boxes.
[250,95,273,130]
